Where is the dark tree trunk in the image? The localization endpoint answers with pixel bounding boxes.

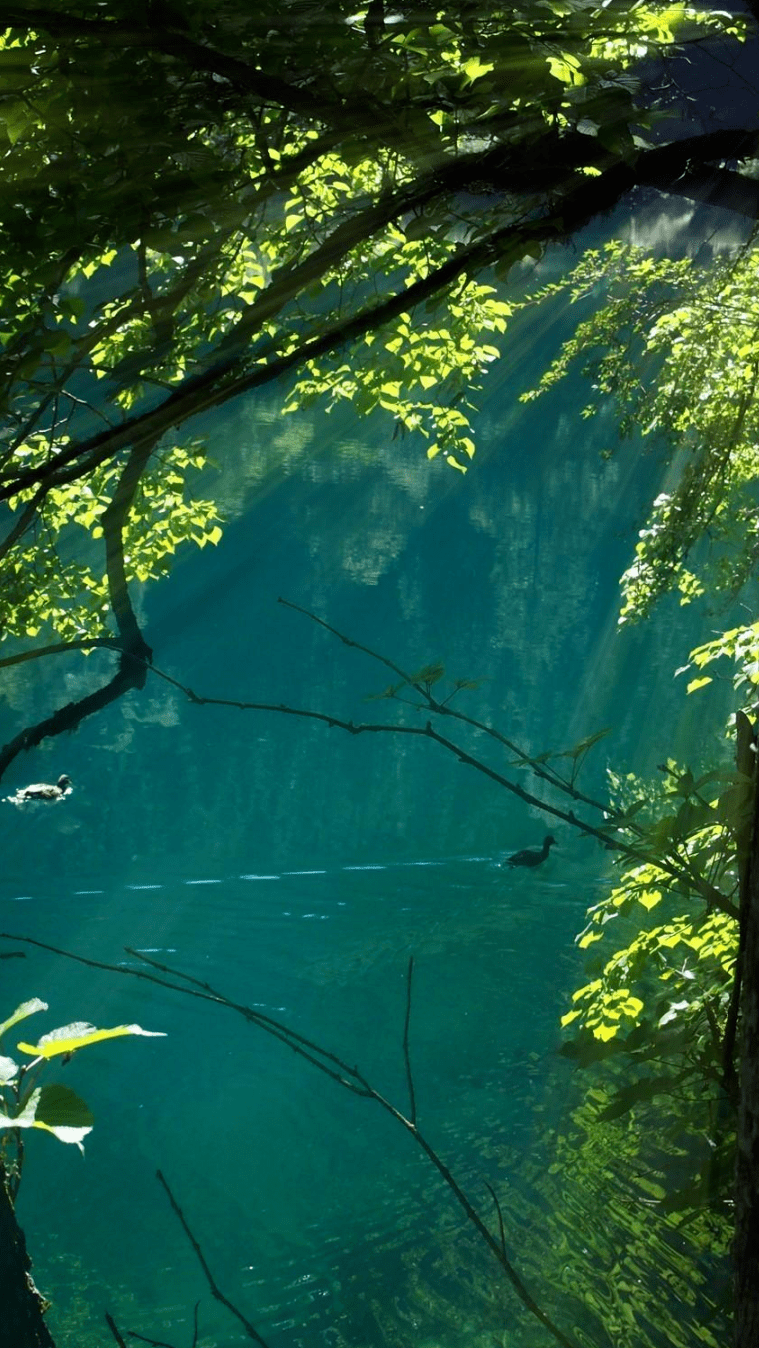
[0,1165,56,1347]
[734,711,759,1347]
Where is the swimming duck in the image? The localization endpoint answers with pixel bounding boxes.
[503,834,556,868]
[8,774,72,805]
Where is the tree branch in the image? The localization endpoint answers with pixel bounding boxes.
[0,9,325,118]
[0,444,154,780]
[104,1312,128,1347]
[403,956,417,1128]
[156,1171,270,1347]
[100,441,155,668]
[2,129,757,509]
[278,597,631,821]
[0,662,138,781]
[132,628,736,917]
[0,638,121,669]
[0,487,47,565]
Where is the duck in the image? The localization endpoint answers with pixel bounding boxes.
[502,834,556,868]
[7,774,73,805]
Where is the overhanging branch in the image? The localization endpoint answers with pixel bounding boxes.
[1,128,757,510]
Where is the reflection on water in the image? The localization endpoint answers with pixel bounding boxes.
[1,849,729,1348]
[3,858,574,1343]
[0,278,735,1345]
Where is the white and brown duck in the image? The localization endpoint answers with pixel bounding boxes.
[7,774,73,805]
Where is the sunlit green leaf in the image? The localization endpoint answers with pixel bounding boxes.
[18,1021,166,1059]
[0,1054,19,1085]
[0,998,48,1042]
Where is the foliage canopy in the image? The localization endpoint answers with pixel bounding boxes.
[2,6,759,1341]
[0,0,757,704]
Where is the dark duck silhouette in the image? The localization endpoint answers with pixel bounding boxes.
[7,774,72,805]
[503,834,556,869]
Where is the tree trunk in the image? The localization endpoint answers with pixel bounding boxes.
[0,1164,56,1348]
[734,716,759,1347]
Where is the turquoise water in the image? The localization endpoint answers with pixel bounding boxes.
[0,296,733,1345]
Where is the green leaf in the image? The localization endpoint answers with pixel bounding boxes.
[32,1082,94,1148]
[0,1089,39,1129]
[17,1021,166,1059]
[563,727,612,759]
[638,889,662,911]
[578,930,603,949]
[686,675,712,694]
[0,1054,19,1085]
[462,56,495,83]
[546,52,586,86]
[658,999,690,1027]
[409,662,445,686]
[0,999,48,1043]
[593,1022,620,1042]
[365,681,407,701]
[0,1085,93,1151]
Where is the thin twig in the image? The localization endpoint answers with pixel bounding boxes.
[279,597,623,821]
[104,1312,129,1347]
[128,651,736,917]
[484,1179,508,1262]
[0,638,735,916]
[121,619,734,918]
[403,955,417,1127]
[126,948,374,1096]
[121,1331,178,1348]
[278,595,416,689]
[156,1170,270,1347]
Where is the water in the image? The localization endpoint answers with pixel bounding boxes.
[1,855,588,1347]
[0,271,734,1346]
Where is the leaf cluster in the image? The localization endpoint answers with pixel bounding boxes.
[564,751,746,1045]
[519,239,759,622]
[0,3,752,667]
[0,997,164,1187]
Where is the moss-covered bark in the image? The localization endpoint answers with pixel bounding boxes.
[0,1164,56,1348]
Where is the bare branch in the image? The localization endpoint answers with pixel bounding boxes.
[121,1332,178,1348]
[139,654,737,917]
[0,661,142,781]
[104,1311,129,1347]
[0,487,47,564]
[0,638,120,669]
[156,1171,270,1348]
[484,1180,508,1263]
[403,956,417,1128]
[279,597,633,821]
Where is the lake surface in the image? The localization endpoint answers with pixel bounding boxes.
[0,263,733,1346]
